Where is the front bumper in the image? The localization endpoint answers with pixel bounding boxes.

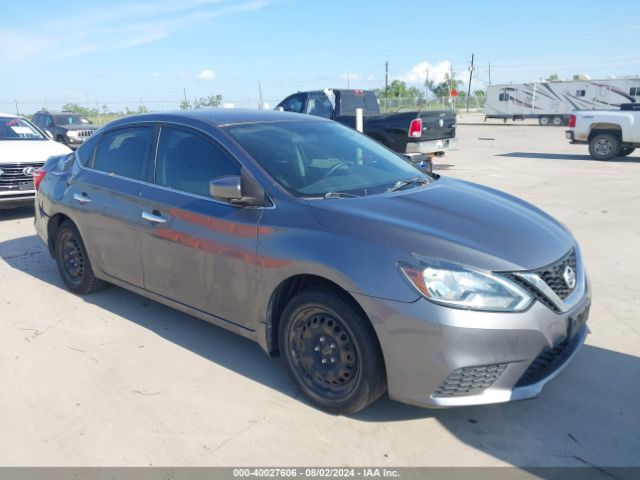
[353,280,590,408]
[406,137,457,155]
[0,190,36,208]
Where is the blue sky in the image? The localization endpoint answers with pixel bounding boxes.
[1,0,639,113]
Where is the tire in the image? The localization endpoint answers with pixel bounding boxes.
[279,288,386,414]
[588,132,621,161]
[551,116,563,126]
[54,221,105,295]
[618,147,635,157]
[538,116,550,126]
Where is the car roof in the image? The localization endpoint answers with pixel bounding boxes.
[107,108,326,128]
[0,112,19,118]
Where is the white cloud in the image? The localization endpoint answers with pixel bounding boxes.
[401,60,452,85]
[341,73,363,81]
[0,0,270,63]
[196,69,216,81]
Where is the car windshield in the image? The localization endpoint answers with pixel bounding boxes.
[226,120,429,197]
[0,117,46,140]
[53,114,91,125]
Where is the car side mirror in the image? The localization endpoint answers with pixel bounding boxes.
[209,167,266,207]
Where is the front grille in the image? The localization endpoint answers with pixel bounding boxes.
[0,162,43,191]
[535,250,577,300]
[76,130,94,138]
[433,363,508,397]
[516,307,588,387]
[507,249,578,313]
[507,274,560,313]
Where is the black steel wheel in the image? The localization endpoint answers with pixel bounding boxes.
[279,288,386,414]
[55,222,104,294]
[288,307,360,399]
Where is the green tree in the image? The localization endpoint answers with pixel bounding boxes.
[428,72,463,100]
[179,99,192,110]
[193,94,223,108]
[546,73,560,81]
[137,105,150,114]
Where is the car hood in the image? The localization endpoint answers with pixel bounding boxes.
[0,140,72,163]
[309,176,575,272]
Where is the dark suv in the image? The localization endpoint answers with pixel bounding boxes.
[32,111,98,149]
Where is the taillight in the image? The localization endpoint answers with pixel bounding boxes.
[33,168,46,191]
[408,118,423,138]
[569,114,576,128]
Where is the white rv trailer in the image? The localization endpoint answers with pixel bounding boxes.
[484,77,640,125]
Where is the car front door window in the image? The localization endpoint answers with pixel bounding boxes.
[155,126,240,197]
[280,95,306,113]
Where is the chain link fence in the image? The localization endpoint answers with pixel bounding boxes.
[379,95,486,113]
[1,94,487,126]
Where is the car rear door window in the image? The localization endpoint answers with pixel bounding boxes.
[154,126,240,197]
[307,93,334,119]
[92,127,152,181]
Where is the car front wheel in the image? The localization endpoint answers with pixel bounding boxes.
[279,288,386,414]
[55,222,105,294]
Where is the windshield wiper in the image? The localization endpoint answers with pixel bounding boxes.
[387,176,430,192]
[324,191,359,199]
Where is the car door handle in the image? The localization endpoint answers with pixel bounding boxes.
[73,193,92,205]
[142,211,167,224]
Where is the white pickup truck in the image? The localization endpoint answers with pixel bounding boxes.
[565,106,640,160]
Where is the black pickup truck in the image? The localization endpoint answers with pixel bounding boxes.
[276,89,457,169]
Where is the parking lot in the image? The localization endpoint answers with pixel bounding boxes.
[1,118,638,469]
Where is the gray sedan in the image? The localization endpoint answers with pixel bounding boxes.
[34,109,590,413]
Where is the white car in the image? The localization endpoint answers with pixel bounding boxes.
[0,113,72,209]
[566,107,640,160]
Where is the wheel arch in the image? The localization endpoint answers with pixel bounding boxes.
[588,124,622,140]
[264,274,375,357]
[46,212,74,256]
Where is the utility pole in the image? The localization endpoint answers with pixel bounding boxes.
[95,99,101,126]
[258,82,264,109]
[466,53,474,112]
[488,61,492,84]
[384,61,389,112]
[14,100,18,115]
[346,74,350,89]
[183,88,188,108]
[449,65,454,108]
[424,67,429,107]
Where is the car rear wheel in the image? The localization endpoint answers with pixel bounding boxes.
[618,146,635,157]
[55,222,105,295]
[552,116,563,126]
[279,288,386,414]
[589,133,621,161]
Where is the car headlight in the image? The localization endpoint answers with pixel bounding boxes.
[66,130,79,138]
[399,258,532,312]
